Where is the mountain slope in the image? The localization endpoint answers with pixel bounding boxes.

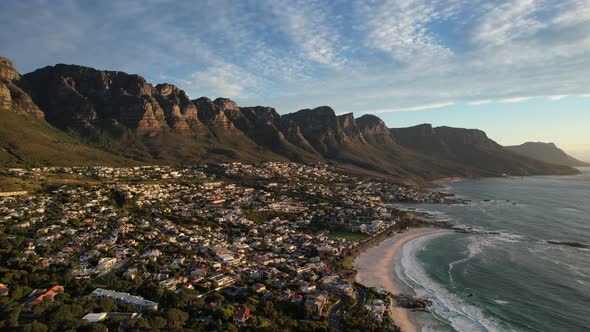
[391,124,578,177]
[1,57,133,166]
[0,55,580,180]
[506,142,590,167]
[0,111,133,167]
[21,63,289,164]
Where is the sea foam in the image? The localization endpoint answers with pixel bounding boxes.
[398,234,510,332]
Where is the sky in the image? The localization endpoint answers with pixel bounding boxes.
[1,0,589,160]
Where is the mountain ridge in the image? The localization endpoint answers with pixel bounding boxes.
[506,142,590,167]
[0,56,579,181]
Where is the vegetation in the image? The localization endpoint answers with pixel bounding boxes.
[326,230,369,241]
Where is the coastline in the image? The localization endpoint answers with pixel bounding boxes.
[353,227,451,332]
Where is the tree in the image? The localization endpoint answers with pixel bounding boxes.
[304,306,314,320]
[150,316,167,329]
[79,323,108,332]
[166,308,189,327]
[22,321,48,332]
[6,306,21,327]
[209,292,224,303]
[258,300,276,316]
[129,317,151,329]
[220,305,235,321]
[98,298,117,312]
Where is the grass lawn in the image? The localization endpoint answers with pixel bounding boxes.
[327,230,369,241]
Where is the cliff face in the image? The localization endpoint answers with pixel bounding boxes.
[23,64,170,132]
[154,83,202,132]
[337,113,367,144]
[192,97,234,129]
[356,114,395,146]
[283,106,351,156]
[0,55,580,180]
[0,57,44,118]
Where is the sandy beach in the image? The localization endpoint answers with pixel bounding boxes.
[354,227,451,332]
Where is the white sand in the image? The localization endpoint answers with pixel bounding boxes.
[354,228,450,332]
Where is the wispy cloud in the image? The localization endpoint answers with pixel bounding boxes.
[355,0,455,63]
[472,0,546,47]
[1,0,590,114]
[499,96,533,103]
[364,101,456,114]
[187,60,270,99]
[467,99,493,105]
[266,0,347,68]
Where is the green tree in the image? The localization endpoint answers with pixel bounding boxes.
[166,308,189,327]
[150,316,167,329]
[22,320,48,332]
[6,306,21,327]
[258,300,276,316]
[98,298,117,312]
[220,305,235,321]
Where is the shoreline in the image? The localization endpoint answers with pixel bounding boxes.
[353,227,451,332]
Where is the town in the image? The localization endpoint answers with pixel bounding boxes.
[0,162,456,331]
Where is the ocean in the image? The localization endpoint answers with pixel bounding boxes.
[397,167,590,332]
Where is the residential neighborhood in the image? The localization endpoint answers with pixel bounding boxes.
[0,162,453,331]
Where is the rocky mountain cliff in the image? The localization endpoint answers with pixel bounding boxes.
[0,56,579,181]
[506,142,589,167]
[0,57,44,118]
[0,57,132,166]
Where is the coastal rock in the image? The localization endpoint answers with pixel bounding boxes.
[547,240,590,249]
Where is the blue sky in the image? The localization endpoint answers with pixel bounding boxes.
[1,0,589,160]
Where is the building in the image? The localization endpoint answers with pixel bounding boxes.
[82,313,108,323]
[94,257,118,274]
[0,284,8,297]
[90,288,158,311]
[83,312,142,323]
[305,292,328,315]
[233,306,250,323]
[208,274,235,287]
[22,286,64,311]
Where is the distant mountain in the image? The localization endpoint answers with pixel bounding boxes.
[506,142,590,167]
[0,56,579,181]
[390,125,577,177]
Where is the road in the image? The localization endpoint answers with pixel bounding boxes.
[328,284,368,330]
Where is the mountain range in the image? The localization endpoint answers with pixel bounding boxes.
[0,56,579,182]
[506,142,589,167]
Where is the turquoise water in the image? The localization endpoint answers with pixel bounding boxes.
[398,167,590,331]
